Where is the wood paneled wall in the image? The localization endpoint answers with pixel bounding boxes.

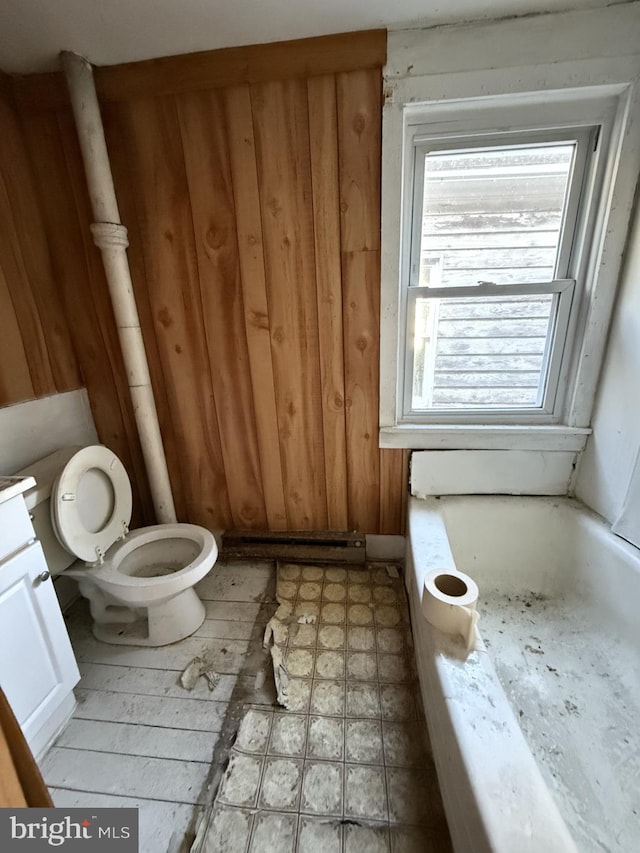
[0,80,153,524]
[0,82,80,406]
[9,32,408,534]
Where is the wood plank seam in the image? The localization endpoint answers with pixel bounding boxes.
[177,89,268,529]
[246,80,290,531]
[249,78,328,529]
[307,73,349,531]
[225,83,289,530]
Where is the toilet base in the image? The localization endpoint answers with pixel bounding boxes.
[91,588,206,647]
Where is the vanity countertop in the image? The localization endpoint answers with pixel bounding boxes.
[0,475,36,505]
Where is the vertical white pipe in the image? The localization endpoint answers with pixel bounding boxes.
[61,51,177,524]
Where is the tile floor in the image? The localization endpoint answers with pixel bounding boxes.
[196,563,452,852]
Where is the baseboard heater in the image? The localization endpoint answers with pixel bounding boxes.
[221,530,366,564]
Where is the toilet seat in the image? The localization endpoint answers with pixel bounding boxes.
[52,446,133,564]
[83,524,217,604]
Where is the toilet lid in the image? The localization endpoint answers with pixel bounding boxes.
[52,446,133,563]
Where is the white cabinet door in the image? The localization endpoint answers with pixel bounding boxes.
[0,542,79,752]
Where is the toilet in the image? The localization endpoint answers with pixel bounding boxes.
[22,445,218,647]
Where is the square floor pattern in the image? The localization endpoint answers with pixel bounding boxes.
[202,562,452,853]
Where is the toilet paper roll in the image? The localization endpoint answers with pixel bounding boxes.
[422,569,480,651]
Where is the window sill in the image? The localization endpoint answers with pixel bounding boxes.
[379,424,591,451]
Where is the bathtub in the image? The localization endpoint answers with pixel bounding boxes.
[407,495,640,853]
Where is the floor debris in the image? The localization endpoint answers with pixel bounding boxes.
[262,571,319,709]
[269,645,290,708]
[262,600,292,648]
[179,656,220,692]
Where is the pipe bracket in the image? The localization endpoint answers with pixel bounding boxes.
[91,221,130,249]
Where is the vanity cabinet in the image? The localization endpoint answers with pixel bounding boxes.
[0,479,79,759]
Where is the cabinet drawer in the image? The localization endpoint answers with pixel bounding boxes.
[0,496,35,561]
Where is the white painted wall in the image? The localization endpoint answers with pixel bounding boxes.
[0,389,98,474]
[575,202,640,524]
[0,0,615,74]
[411,450,577,497]
[0,389,98,612]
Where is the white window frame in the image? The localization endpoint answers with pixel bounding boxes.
[380,68,640,451]
[400,122,597,425]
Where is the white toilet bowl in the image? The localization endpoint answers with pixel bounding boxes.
[50,446,218,646]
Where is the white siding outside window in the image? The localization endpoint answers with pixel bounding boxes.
[402,127,595,421]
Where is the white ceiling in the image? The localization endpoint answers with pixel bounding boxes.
[0,0,615,74]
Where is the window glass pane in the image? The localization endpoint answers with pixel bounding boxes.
[412,293,555,410]
[417,143,575,287]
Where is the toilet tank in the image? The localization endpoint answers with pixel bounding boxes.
[17,447,81,576]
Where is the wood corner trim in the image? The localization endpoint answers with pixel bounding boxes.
[11,29,387,113]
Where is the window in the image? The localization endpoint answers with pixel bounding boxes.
[379,84,635,442]
[402,124,597,424]
[379,18,640,452]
